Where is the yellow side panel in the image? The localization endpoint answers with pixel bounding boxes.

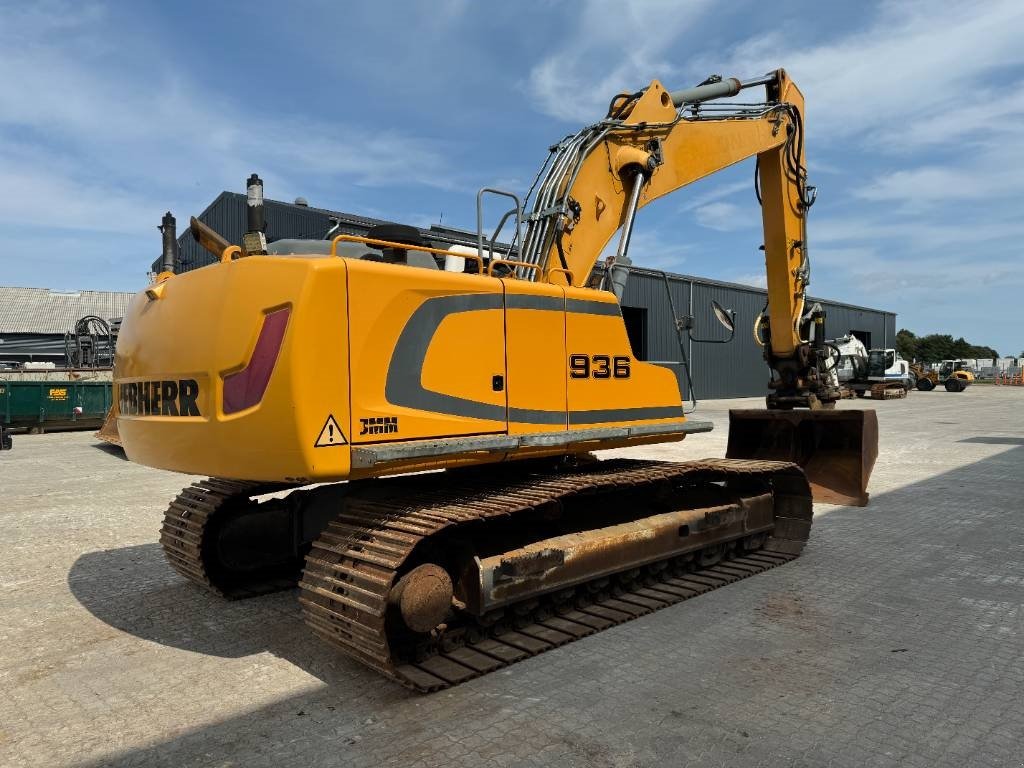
[563,286,684,428]
[421,310,506,406]
[504,280,568,433]
[346,259,507,443]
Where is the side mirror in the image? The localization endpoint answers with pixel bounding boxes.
[689,300,736,344]
[711,300,735,334]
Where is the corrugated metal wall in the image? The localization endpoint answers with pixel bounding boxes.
[0,333,68,362]
[167,193,896,401]
[620,269,896,400]
[174,193,344,272]
[166,193,504,273]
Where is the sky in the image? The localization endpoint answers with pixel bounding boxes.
[1,0,1022,355]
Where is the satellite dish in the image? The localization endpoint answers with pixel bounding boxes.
[711,300,735,333]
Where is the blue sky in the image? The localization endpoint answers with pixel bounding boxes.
[1,0,1022,354]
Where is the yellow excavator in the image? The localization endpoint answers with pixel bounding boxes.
[113,69,877,691]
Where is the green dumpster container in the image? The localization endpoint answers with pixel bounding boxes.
[0,380,113,432]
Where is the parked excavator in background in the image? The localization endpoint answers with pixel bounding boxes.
[857,348,914,399]
[826,332,868,392]
[111,68,878,690]
[912,360,973,392]
[822,335,910,400]
[867,349,914,392]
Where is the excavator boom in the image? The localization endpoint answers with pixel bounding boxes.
[507,68,875,503]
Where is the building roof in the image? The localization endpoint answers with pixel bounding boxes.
[0,287,134,335]
[162,192,514,274]
[158,191,894,317]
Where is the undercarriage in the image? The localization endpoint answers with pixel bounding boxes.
[160,457,812,691]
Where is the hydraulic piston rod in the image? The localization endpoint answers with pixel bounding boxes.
[669,73,779,107]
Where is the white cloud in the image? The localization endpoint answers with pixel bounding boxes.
[693,201,749,232]
[708,0,1024,150]
[0,4,458,241]
[602,229,692,272]
[854,167,987,205]
[732,273,767,289]
[813,214,1024,252]
[678,180,750,212]
[525,0,713,123]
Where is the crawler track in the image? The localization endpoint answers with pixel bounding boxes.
[298,458,811,691]
[160,478,299,598]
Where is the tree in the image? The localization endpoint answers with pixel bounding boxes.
[895,328,917,361]
[898,330,999,362]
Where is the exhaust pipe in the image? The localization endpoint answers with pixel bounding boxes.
[243,173,268,255]
[158,211,178,274]
[726,409,879,506]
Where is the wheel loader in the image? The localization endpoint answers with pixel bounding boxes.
[911,360,973,392]
[112,69,877,690]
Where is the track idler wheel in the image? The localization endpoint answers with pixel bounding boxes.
[698,544,724,567]
[389,564,453,633]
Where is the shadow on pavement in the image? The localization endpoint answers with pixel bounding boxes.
[67,543,395,696]
[90,441,128,459]
[68,444,1024,768]
[958,436,1024,445]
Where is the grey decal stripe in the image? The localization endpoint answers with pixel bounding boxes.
[504,294,562,312]
[385,293,506,422]
[504,294,621,317]
[565,298,622,317]
[383,291,670,425]
[509,407,566,425]
[569,405,685,425]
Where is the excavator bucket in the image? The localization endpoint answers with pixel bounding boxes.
[95,405,122,448]
[726,409,878,506]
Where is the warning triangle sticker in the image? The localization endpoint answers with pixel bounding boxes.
[314,414,347,447]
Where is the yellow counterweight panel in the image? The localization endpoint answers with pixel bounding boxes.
[115,256,351,482]
[503,280,568,434]
[346,259,507,443]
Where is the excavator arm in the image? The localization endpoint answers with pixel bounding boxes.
[516,69,875,503]
[517,69,830,408]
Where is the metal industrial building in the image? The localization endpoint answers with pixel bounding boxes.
[159,192,895,400]
[155,192,489,274]
[0,287,133,366]
[617,268,896,399]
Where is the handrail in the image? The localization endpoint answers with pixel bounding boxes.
[329,235,485,273]
[545,267,575,285]
[487,259,541,277]
[476,188,523,263]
